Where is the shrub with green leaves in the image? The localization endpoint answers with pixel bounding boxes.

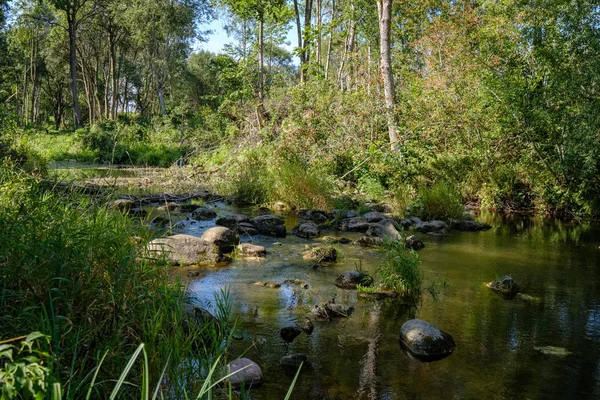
[418,181,464,220]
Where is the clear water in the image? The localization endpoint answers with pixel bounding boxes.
[181,211,600,400]
[58,166,600,399]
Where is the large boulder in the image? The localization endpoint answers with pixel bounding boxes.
[223,358,263,389]
[293,222,320,239]
[147,234,225,264]
[487,276,520,299]
[416,220,448,234]
[298,209,329,223]
[200,227,239,253]
[450,220,492,231]
[366,220,402,240]
[191,206,217,220]
[399,319,456,361]
[337,217,369,232]
[216,214,251,229]
[335,271,374,289]
[251,215,287,237]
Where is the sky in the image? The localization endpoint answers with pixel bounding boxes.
[194,19,299,64]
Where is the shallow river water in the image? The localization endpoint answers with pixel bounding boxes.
[176,208,600,400]
[55,165,600,399]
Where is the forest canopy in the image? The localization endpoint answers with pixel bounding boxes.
[1,0,599,217]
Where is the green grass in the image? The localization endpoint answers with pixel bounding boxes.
[418,181,464,220]
[378,240,422,296]
[0,165,233,398]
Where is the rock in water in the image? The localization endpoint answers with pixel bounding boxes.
[301,318,314,334]
[298,209,329,223]
[280,354,308,369]
[147,234,225,264]
[223,358,263,389]
[251,214,287,237]
[200,227,239,253]
[237,243,267,258]
[280,326,302,342]
[303,245,337,263]
[362,211,387,223]
[487,275,520,299]
[405,235,425,250]
[216,214,251,229]
[353,236,384,247]
[450,220,492,231]
[335,271,374,289]
[293,222,320,239]
[191,206,217,220]
[366,220,402,240]
[337,217,370,232]
[416,220,448,234]
[399,319,456,361]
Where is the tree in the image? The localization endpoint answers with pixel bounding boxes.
[219,0,287,101]
[377,0,398,150]
[49,0,95,128]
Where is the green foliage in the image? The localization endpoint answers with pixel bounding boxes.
[0,165,232,396]
[0,333,53,399]
[417,181,464,220]
[357,174,386,202]
[378,240,422,296]
[268,159,335,210]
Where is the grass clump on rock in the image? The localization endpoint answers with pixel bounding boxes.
[378,240,422,296]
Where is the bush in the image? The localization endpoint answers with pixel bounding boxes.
[378,240,422,296]
[269,159,335,210]
[418,181,464,220]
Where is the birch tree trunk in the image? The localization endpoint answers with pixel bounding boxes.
[377,0,399,150]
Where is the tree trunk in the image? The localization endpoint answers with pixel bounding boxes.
[68,16,82,128]
[316,0,321,66]
[258,18,264,101]
[377,0,399,150]
[293,0,304,82]
[303,0,313,81]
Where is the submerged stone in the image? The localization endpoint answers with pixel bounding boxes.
[303,245,337,263]
[399,319,456,361]
[353,236,384,247]
[280,354,308,369]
